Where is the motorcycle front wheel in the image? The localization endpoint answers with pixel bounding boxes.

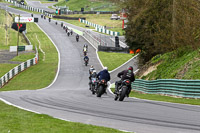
[92,85,95,94]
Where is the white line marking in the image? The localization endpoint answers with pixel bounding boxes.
[0,98,41,114]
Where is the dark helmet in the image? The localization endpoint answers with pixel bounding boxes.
[128,66,133,71]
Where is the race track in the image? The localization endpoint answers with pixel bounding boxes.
[0,3,200,133]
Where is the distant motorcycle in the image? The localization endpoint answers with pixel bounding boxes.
[76,35,79,42]
[90,77,98,94]
[96,79,107,97]
[114,79,131,101]
[83,51,87,56]
[84,58,89,66]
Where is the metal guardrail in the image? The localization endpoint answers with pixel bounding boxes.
[0,46,38,88]
[83,31,100,49]
[0,21,38,88]
[132,79,200,98]
[79,19,120,36]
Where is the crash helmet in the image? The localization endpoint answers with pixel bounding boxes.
[103,66,108,70]
[128,66,133,71]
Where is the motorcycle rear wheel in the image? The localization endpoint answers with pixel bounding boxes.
[119,86,128,101]
[97,85,104,97]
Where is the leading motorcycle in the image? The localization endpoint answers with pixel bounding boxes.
[96,79,107,97]
[114,79,131,101]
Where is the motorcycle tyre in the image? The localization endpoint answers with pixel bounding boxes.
[92,86,95,95]
[119,86,128,101]
[97,85,104,97]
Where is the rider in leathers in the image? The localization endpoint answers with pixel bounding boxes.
[97,67,110,83]
[114,66,135,97]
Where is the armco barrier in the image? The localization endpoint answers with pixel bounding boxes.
[95,27,119,36]
[79,19,120,36]
[132,79,200,98]
[0,46,38,88]
[83,31,100,49]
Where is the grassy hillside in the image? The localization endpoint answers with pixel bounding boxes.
[55,0,118,11]
[137,49,200,80]
[56,13,123,34]
[0,9,27,49]
[0,9,34,78]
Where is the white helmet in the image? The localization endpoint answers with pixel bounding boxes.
[103,66,108,70]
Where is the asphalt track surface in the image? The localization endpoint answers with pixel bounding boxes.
[0,3,200,133]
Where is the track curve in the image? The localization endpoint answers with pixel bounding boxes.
[0,3,200,133]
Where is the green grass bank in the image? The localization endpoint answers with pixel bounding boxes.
[0,101,126,133]
[0,22,58,91]
[98,51,133,71]
[55,0,118,11]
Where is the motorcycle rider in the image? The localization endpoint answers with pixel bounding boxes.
[97,67,110,92]
[89,69,97,90]
[89,65,95,75]
[67,31,70,36]
[70,29,73,35]
[84,55,89,64]
[83,44,88,51]
[83,46,87,56]
[76,34,79,42]
[114,66,135,97]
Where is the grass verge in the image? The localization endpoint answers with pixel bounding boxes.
[0,101,125,133]
[55,14,123,35]
[140,50,200,80]
[0,9,34,78]
[9,5,41,14]
[54,0,118,11]
[98,51,133,71]
[0,9,27,50]
[0,22,58,91]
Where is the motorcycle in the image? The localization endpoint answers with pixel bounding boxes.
[90,77,98,94]
[83,51,87,56]
[84,58,88,66]
[76,36,79,42]
[96,79,107,97]
[114,79,131,101]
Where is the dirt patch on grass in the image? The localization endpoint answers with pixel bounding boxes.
[136,61,161,79]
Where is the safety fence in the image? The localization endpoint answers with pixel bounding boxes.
[79,19,120,36]
[83,31,127,48]
[95,27,119,36]
[132,79,200,98]
[83,31,100,49]
[4,0,53,18]
[0,46,38,88]
[0,28,39,88]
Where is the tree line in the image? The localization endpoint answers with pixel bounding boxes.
[109,0,200,64]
